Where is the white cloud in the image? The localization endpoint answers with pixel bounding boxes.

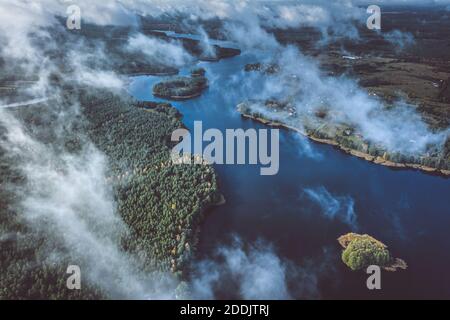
[127,33,193,67]
[191,237,336,299]
[303,186,358,229]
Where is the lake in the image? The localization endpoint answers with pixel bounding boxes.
[129,46,450,299]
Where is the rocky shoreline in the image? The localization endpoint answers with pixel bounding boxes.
[238,107,450,177]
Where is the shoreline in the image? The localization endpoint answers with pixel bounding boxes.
[188,192,226,274]
[239,112,450,177]
[153,91,203,101]
[126,71,179,77]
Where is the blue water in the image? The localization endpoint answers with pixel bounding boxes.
[129,47,450,299]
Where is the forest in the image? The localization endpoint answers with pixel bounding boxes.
[82,89,222,275]
[153,69,209,100]
[0,88,222,299]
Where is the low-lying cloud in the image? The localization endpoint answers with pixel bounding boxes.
[383,29,415,50]
[248,46,448,155]
[190,237,336,300]
[127,33,193,67]
[0,101,181,299]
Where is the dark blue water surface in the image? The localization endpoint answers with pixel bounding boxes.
[129,48,450,299]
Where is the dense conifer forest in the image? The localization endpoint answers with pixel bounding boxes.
[0,89,221,299]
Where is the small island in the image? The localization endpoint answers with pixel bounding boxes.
[153,68,208,100]
[338,233,407,272]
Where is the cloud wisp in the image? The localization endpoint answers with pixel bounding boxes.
[303,186,358,229]
[190,237,336,300]
[243,46,448,155]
